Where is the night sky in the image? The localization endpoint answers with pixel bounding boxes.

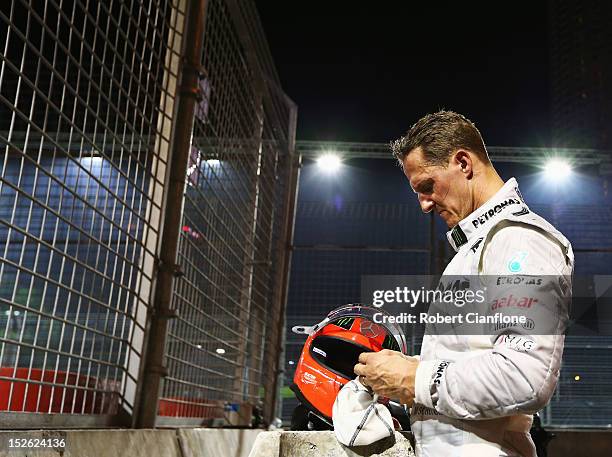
[256,2,552,147]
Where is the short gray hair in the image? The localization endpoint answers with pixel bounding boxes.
[390,110,490,167]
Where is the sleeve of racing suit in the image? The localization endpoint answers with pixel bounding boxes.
[414,222,572,419]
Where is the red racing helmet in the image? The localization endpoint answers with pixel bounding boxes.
[290,304,408,428]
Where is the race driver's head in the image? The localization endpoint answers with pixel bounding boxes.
[391,110,500,228]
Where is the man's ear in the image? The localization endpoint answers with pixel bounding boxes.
[453,149,473,179]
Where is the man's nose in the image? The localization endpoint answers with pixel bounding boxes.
[418,194,434,213]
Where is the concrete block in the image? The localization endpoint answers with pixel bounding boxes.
[247,431,282,457]
[248,431,415,457]
[178,428,263,457]
[0,429,181,457]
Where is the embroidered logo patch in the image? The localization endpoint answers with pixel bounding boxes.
[507,252,528,273]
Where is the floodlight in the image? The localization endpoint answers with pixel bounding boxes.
[216,348,226,355]
[206,159,220,166]
[316,153,341,173]
[544,159,572,181]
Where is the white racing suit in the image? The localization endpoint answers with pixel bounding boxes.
[412,178,574,457]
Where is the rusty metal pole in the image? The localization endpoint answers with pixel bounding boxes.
[134,0,208,428]
[263,102,300,425]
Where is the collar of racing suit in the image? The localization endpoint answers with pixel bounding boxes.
[446,177,528,252]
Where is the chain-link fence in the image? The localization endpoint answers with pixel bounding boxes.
[156,0,298,427]
[0,0,296,428]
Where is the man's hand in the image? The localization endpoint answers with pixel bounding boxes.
[353,349,419,406]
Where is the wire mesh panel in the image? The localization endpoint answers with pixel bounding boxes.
[158,0,297,425]
[0,0,187,425]
[545,336,612,428]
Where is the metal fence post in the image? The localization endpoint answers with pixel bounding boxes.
[134,0,208,428]
[262,104,300,425]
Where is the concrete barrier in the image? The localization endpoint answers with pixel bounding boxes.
[0,429,181,457]
[0,428,413,457]
[179,428,263,457]
[248,431,415,457]
[5,427,612,457]
[0,428,263,457]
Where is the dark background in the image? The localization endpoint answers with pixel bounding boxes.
[256,1,552,145]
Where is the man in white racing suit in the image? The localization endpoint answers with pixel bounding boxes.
[354,111,573,456]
